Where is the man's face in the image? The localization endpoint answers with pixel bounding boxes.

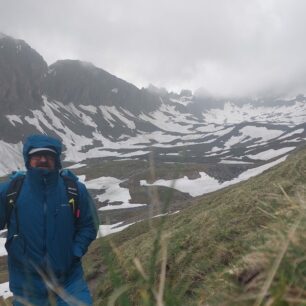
[29,152,56,170]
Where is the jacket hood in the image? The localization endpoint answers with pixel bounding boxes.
[23,134,62,169]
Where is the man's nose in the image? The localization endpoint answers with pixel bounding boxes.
[40,155,47,161]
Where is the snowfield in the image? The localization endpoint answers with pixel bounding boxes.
[0,282,12,300]
[0,141,24,176]
[141,156,288,197]
[202,101,306,125]
[0,238,6,257]
[247,147,296,160]
[84,176,146,210]
[1,97,305,173]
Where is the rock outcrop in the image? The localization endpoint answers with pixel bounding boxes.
[0,34,47,113]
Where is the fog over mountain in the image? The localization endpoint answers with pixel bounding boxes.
[1,0,306,97]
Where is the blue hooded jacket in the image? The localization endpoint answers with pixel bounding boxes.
[0,134,98,296]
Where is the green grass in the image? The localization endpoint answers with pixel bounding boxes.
[83,146,306,305]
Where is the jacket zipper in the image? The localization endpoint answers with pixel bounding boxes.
[43,177,47,262]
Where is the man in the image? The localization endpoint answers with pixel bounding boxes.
[0,134,98,305]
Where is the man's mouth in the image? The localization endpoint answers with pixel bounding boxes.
[37,163,50,169]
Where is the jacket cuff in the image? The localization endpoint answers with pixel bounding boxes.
[72,244,83,258]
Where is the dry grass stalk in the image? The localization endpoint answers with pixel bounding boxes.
[133,257,148,281]
[253,187,305,306]
[107,285,130,306]
[156,236,168,306]
[35,267,87,306]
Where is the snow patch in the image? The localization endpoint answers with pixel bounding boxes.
[196,124,220,133]
[219,160,253,164]
[97,210,181,238]
[85,176,146,210]
[77,175,86,183]
[79,105,98,114]
[141,156,287,197]
[0,141,24,176]
[0,282,12,300]
[139,104,197,133]
[6,115,23,126]
[278,128,304,140]
[223,126,283,149]
[169,96,193,106]
[0,238,7,257]
[211,126,235,137]
[247,147,296,160]
[66,163,87,169]
[203,101,306,125]
[97,222,134,237]
[99,106,136,129]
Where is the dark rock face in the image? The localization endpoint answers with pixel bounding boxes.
[43,60,161,114]
[0,33,164,142]
[0,34,48,113]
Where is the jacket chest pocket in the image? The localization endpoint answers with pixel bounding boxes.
[52,204,74,239]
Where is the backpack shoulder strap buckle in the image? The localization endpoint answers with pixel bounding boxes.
[6,174,25,230]
[60,171,80,219]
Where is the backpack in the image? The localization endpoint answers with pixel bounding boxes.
[5,171,80,232]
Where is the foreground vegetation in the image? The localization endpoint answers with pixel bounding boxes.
[83,146,306,305]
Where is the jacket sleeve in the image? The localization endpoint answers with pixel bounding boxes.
[72,182,99,258]
[0,182,9,230]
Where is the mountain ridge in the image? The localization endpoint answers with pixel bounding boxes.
[0,33,306,223]
[43,59,162,114]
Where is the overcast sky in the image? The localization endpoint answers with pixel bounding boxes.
[1,0,306,97]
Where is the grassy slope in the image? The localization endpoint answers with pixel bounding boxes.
[84,148,306,305]
[73,159,252,226]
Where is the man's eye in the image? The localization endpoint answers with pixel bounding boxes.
[32,154,55,160]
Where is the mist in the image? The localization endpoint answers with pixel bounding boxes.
[1,0,306,98]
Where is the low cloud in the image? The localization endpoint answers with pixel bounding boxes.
[1,0,306,97]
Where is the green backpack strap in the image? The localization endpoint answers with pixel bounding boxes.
[5,175,25,232]
[62,175,80,220]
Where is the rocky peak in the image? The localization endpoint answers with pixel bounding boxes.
[0,34,48,113]
[44,59,123,105]
[146,84,169,97]
[43,59,161,113]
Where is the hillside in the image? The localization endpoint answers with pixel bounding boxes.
[84,145,306,306]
